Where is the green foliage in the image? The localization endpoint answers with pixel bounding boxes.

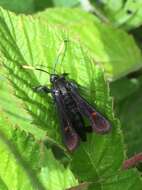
[110,73,142,157]
[119,88,142,156]
[0,112,77,190]
[0,0,142,32]
[35,8,142,80]
[112,81,142,157]
[0,0,35,13]
[52,0,79,7]
[110,76,140,101]
[0,1,141,190]
[0,0,78,13]
[91,0,142,30]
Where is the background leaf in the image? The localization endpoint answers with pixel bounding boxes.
[110,71,142,157]
[52,0,79,7]
[117,87,142,157]
[0,6,142,190]
[110,76,140,102]
[0,0,79,14]
[0,0,35,13]
[36,8,142,80]
[91,0,142,30]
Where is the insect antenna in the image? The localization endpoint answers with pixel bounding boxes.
[22,65,51,76]
[52,39,68,74]
[22,38,69,75]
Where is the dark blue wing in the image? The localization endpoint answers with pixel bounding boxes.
[69,85,111,134]
[52,90,80,151]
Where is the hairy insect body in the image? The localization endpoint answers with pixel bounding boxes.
[54,78,87,141]
[63,93,86,141]
[33,74,111,151]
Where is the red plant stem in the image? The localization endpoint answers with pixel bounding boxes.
[123,153,142,169]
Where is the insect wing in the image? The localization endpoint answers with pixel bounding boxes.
[69,85,111,134]
[53,91,79,151]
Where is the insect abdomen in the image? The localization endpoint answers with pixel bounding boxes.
[63,94,86,141]
[63,94,76,110]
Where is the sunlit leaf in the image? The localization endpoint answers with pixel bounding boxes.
[36,8,142,80]
[0,7,141,190]
[0,112,77,190]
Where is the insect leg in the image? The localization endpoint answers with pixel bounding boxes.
[33,85,51,94]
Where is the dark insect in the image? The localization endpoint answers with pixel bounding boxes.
[22,43,111,151]
[25,68,111,151]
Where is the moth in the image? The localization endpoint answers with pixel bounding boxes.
[23,65,111,151]
[23,42,111,151]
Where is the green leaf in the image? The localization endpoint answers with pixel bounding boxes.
[52,0,79,7]
[118,88,142,156]
[92,0,142,30]
[0,112,45,190]
[110,76,140,102]
[0,0,79,14]
[0,0,55,14]
[0,112,77,190]
[88,169,142,190]
[39,149,78,190]
[110,73,142,156]
[90,0,124,12]
[36,8,142,80]
[34,0,54,11]
[0,176,8,190]
[0,6,120,150]
[131,26,142,50]
[0,0,35,14]
[113,0,142,30]
[0,7,142,190]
